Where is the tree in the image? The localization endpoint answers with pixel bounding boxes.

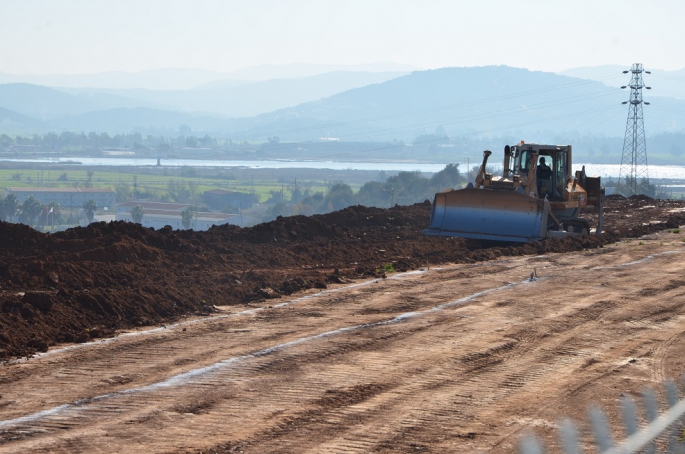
[82,199,98,224]
[131,205,144,224]
[20,196,44,226]
[264,201,291,221]
[290,186,303,204]
[386,171,428,205]
[4,194,18,221]
[0,134,13,147]
[357,181,388,207]
[114,182,132,202]
[429,163,462,190]
[167,180,195,203]
[321,183,355,212]
[181,207,193,229]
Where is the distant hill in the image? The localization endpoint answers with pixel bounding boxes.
[0,63,418,90]
[220,62,419,81]
[0,71,408,124]
[0,84,102,120]
[0,83,169,121]
[57,71,408,117]
[0,106,43,132]
[1,66,684,141]
[222,66,685,142]
[557,65,628,83]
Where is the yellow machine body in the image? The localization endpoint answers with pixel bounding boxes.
[425,142,604,242]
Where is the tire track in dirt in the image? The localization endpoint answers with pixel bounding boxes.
[652,329,685,383]
[204,252,685,453]
[0,272,528,448]
[336,252,685,452]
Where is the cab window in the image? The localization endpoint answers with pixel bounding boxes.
[518,149,533,173]
[555,150,567,187]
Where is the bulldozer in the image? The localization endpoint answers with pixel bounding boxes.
[424,142,605,243]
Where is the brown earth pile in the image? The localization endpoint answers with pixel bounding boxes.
[0,196,684,358]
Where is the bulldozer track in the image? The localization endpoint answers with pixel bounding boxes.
[1,231,685,453]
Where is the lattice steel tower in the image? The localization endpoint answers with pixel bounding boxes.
[617,63,651,196]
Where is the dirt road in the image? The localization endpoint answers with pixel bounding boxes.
[1,228,684,453]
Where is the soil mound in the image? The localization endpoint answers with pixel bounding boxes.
[0,197,684,359]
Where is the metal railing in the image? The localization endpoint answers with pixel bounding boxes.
[519,376,685,453]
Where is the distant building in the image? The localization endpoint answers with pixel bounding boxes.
[202,189,255,210]
[102,150,136,156]
[115,201,189,215]
[5,187,116,209]
[115,201,249,230]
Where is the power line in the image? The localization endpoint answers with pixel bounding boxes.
[648,105,685,116]
[648,73,685,83]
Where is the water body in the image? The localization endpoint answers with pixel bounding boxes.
[1,157,448,173]
[576,163,685,180]
[1,157,683,179]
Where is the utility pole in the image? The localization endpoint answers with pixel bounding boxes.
[384,186,396,207]
[617,63,651,197]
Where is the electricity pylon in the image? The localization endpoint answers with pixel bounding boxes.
[617,63,651,196]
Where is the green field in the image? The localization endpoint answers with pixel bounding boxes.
[0,165,377,207]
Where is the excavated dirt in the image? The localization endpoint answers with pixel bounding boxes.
[0,195,684,359]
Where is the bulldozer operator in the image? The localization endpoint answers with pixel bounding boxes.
[536,157,553,198]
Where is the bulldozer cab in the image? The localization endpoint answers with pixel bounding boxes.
[511,144,569,201]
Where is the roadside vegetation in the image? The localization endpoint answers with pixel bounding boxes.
[0,163,464,228]
[262,164,463,222]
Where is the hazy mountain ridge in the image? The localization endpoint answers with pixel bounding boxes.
[0,66,684,142]
[0,84,103,120]
[220,62,419,81]
[225,66,685,141]
[0,68,232,91]
[0,106,43,131]
[55,71,408,117]
[0,63,418,90]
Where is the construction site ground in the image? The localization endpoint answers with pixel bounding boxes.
[1,196,685,452]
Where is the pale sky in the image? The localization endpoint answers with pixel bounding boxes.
[1,0,683,75]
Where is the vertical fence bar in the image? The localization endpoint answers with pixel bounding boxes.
[665,380,683,454]
[558,418,582,454]
[518,433,545,454]
[621,396,639,438]
[665,381,679,408]
[643,388,659,454]
[589,406,614,452]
